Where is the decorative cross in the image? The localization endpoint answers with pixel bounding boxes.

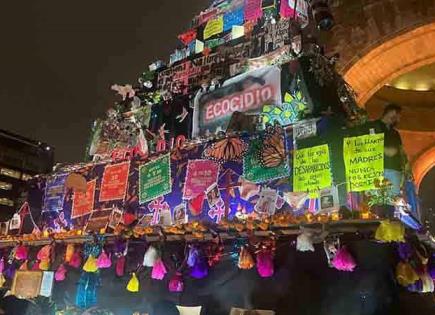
[208,201,225,224]
[148,196,170,225]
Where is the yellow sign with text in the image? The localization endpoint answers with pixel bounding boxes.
[344,134,384,192]
[204,16,224,40]
[293,144,332,197]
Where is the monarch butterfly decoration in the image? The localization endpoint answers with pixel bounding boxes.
[203,137,248,163]
[259,125,287,168]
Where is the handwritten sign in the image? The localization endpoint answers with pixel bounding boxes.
[183,160,219,200]
[344,134,384,192]
[243,139,289,183]
[293,119,317,141]
[43,174,67,212]
[139,154,172,204]
[71,180,96,219]
[204,16,224,40]
[99,162,130,202]
[293,144,332,197]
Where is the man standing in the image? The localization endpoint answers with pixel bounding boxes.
[374,104,406,197]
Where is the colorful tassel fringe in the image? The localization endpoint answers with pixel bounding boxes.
[97,251,112,269]
[256,249,274,278]
[396,261,419,287]
[168,272,184,292]
[83,256,98,273]
[331,246,356,272]
[297,232,315,252]
[238,246,255,270]
[127,273,139,292]
[151,259,167,280]
[375,220,405,243]
[143,245,158,267]
[55,264,67,282]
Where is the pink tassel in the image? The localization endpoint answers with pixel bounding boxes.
[68,251,82,268]
[256,249,274,278]
[15,245,29,260]
[168,272,184,292]
[55,264,67,281]
[97,251,112,269]
[0,258,5,274]
[32,261,40,270]
[151,259,167,280]
[37,245,51,261]
[332,246,356,272]
[116,256,126,277]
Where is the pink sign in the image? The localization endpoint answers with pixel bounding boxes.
[280,0,294,18]
[244,0,263,22]
[183,160,219,200]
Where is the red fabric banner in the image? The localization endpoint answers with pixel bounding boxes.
[71,180,96,219]
[99,162,130,202]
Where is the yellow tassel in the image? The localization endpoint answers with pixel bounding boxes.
[83,255,98,273]
[127,273,139,292]
[0,274,5,288]
[39,259,50,271]
[65,244,75,263]
[375,220,405,243]
[238,246,255,270]
[396,261,419,286]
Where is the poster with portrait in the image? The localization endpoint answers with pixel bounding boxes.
[193,66,282,137]
[173,204,188,225]
[206,183,221,208]
[254,188,278,217]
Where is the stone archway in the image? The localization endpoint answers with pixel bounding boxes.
[412,146,435,191]
[343,23,435,106]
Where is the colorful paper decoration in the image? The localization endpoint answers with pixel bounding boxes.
[139,154,172,204]
[243,139,289,183]
[293,144,332,197]
[71,180,96,219]
[43,174,67,212]
[244,0,263,22]
[147,196,171,226]
[99,162,130,202]
[208,200,226,223]
[203,16,224,40]
[223,7,244,32]
[343,134,385,192]
[183,160,220,200]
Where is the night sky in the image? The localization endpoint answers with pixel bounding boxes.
[0,0,205,162]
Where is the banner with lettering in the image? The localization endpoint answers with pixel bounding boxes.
[139,154,172,204]
[99,162,130,202]
[293,144,332,196]
[43,174,67,212]
[183,160,220,200]
[204,16,224,40]
[343,134,384,192]
[193,65,281,137]
[71,180,96,219]
[243,139,290,183]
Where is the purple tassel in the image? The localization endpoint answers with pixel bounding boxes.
[0,258,4,274]
[429,255,435,280]
[169,272,184,292]
[187,246,208,279]
[151,259,167,280]
[398,243,413,261]
[256,249,274,278]
[187,247,199,267]
[4,263,16,279]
